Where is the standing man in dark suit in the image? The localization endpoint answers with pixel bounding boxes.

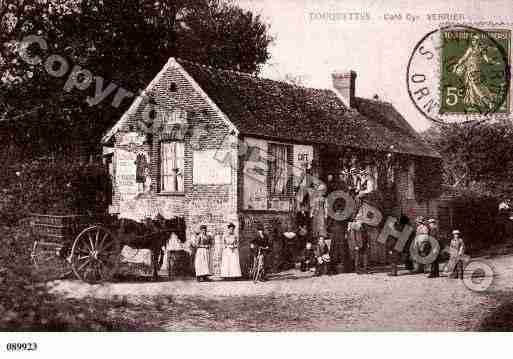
[427,218,441,278]
[327,170,352,274]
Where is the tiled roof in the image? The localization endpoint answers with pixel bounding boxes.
[179,59,439,158]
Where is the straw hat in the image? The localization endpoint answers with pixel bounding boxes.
[452,229,461,235]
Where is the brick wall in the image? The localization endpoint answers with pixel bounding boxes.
[363,162,440,264]
[110,61,239,247]
[395,163,439,222]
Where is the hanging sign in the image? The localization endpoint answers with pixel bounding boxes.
[116,149,137,200]
[293,144,313,187]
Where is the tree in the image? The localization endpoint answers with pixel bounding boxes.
[421,121,513,199]
[0,0,273,157]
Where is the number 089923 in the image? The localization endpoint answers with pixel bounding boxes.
[6,342,38,351]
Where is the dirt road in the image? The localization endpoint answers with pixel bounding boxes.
[50,254,513,331]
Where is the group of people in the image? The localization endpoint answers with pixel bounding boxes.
[386,215,467,279]
[190,223,242,282]
[176,213,467,283]
[177,165,468,282]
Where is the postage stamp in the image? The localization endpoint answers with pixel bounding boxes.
[440,28,511,115]
[407,24,512,124]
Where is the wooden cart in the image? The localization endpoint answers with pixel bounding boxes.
[29,213,177,283]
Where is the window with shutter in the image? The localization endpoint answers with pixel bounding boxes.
[160,141,184,192]
[268,143,292,196]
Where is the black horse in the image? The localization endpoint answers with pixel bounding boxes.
[117,215,186,280]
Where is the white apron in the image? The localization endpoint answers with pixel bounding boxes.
[194,247,211,276]
[220,234,242,278]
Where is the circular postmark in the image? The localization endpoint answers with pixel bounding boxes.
[407,24,511,124]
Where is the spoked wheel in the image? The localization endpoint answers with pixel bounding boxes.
[253,254,264,283]
[31,240,72,280]
[70,226,120,283]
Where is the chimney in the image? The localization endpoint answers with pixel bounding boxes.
[332,71,357,108]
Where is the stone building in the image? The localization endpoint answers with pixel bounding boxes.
[102,57,441,273]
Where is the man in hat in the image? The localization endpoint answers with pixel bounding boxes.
[250,224,271,281]
[348,219,370,274]
[412,216,429,273]
[387,215,410,276]
[447,229,465,279]
[427,218,440,278]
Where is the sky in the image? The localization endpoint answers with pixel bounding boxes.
[235,0,512,131]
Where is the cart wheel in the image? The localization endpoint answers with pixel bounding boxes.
[31,240,72,280]
[70,226,120,283]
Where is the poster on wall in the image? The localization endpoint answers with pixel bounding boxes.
[116,149,137,200]
[242,138,268,210]
[193,150,232,185]
[292,144,313,187]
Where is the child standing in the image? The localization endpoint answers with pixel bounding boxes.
[315,236,330,276]
[300,242,316,272]
[447,229,465,279]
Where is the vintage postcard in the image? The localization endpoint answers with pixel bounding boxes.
[2,0,513,352]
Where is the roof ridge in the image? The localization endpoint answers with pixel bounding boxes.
[175,57,257,78]
[175,57,337,93]
[355,96,393,106]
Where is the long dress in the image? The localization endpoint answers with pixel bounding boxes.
[456,44,495,110]
[220,233,242,278]
[194,233,212,277]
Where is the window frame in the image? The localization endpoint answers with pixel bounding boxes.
[159,140,185,194]
[267,142,293,197]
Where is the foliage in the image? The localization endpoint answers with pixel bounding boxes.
[442,187,500,253]
[0,158,111,225]
[421,122,513,200]
[0,0,273,157]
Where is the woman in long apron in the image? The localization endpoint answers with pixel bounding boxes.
[220,223,242,280]
[193,225,212,282]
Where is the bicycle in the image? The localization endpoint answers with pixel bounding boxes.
[249,247,266,283]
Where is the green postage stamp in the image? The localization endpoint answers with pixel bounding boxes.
[440,28,511,114]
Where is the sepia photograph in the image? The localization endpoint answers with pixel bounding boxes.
[1,0,513,353]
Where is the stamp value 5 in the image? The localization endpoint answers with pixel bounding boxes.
[440,29,511,115]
